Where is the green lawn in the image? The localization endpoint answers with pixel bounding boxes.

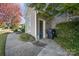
[0,33,7,56]
[55,21,79,55]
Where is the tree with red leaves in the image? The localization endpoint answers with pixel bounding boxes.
[0,3,22,28]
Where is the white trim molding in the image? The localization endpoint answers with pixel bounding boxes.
[38,19,46,39]
[35,10,38,41]
[43,20,46,38]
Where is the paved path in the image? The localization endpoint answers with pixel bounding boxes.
[38,39,70,56]
[5,33,43,56]
[5,33,70,56]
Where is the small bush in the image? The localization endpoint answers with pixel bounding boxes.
[19,33,35,42]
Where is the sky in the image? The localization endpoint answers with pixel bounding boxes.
[20,3,26,24]
[20,3,25,15]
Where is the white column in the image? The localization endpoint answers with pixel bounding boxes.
[43,20,46,38]
[35,11,38,41]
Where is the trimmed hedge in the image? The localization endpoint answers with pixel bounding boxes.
[55,21,79,55]
[19,33,35,42]
[0,33,7,56]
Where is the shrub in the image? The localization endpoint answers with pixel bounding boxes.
[19,33,35,42]
[55,21,79,55]
[20,24,25,32]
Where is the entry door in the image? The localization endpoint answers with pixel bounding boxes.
[39,20,43,39]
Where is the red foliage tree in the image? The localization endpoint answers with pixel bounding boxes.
[0,3,22,27]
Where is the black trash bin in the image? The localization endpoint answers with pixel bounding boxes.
[47,28,56,39]
[52,29,56,39]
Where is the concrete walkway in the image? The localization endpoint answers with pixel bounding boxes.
[5,33,43,56]
[38,39,70,56]
[5,33,70,56]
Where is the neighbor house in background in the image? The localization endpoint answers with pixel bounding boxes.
[24,4,69,40]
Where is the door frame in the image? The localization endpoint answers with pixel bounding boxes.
[38,19,46,39]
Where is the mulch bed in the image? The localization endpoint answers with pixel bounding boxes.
[32,41,47,47]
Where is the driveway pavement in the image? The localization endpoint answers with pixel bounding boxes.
[5,33,43,56]
[5,33,70,56]
[38,39,70,56]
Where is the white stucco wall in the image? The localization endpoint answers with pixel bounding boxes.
[25,7,37,39]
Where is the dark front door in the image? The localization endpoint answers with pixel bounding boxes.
[39,20,43,39]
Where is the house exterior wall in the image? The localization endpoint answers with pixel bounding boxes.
[25,7,37,39]
[25,5,70,39]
